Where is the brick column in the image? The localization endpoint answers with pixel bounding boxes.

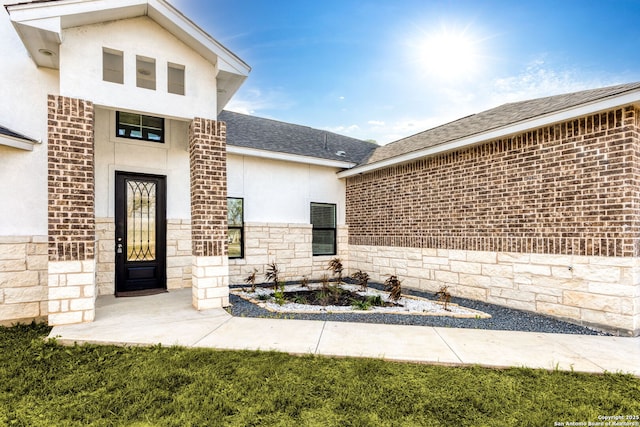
[189,118,229,309]
[47,95,96,325]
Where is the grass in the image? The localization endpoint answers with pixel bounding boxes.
[2,323,639,426]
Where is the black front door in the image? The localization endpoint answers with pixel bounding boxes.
[115,172,166,295]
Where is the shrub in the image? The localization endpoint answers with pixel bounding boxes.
[265,262,280,290]
[244,268,259,292]
[352,270,370,291]
[327,258,344,283]
[384,275,402,303]
[435,285,452,311]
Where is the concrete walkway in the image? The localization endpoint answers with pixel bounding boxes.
[49,289,640,377]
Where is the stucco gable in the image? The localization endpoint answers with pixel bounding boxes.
[5,0,250,112]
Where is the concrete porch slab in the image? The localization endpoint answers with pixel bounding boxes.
[194,317,325,354]
[48,289,640,377]
[49,289,232,347]
[315,321,462,364]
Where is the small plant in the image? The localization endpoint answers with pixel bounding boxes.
[317,289,330,306]
[292,294,308,304]
[352,270,370,291]
[320,274,331,291]
[435,285,452,312]
[351,298,371,310]
[273,287,286,306]
[327,258,344,283]
[265,262,280,290]
[384,275,402,303]
[327,284,343,304]
[367,295,385,307]
[244,268,259,292]
[257,293,271,301]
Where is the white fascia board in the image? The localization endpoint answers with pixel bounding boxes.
[227,145,356,169]
[6,0,146,22]
[148,0,250,76]
[338,92,640,179]
[0,135,39,151]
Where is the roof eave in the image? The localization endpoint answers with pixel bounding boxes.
[338,90,640,179]
[0,134,39,151]
[227,145,356,169]
[5,0,251,79]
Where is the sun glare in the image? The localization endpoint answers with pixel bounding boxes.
[413,26,484,81]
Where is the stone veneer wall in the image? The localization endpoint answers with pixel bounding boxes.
[229,223,349,284]
[346,106,640,335]
[95,218,193,295]
[47,95,97,325]
[0,236,48,325]
[349,246,639,335]
[189,118,229,309]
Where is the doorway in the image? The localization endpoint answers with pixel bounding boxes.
[115,172,167,295]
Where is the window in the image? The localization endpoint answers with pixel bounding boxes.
[311,203,336,256]
[136,56,156,90]
[168,63,185,95]
[116,111,164,143]
[103,48,123,84]
[228,198,244,258]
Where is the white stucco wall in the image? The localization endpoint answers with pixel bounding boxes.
[0,1,58,236]
[60,16,218,120]
[94,108,191,219]
[227,154,346,225]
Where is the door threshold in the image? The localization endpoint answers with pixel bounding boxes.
[116,289,168,298]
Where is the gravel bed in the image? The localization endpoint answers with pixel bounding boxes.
[228,283,611,336]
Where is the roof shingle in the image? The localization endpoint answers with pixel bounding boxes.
[366,82,640,164]
[219,110,377,165]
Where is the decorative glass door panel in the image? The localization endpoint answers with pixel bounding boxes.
[127,180,157,261]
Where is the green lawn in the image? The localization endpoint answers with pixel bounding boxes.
[1,324,639,426]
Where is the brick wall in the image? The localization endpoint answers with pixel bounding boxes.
[347,107,640,258]
[48,95,95,262]
[189,118,227,257]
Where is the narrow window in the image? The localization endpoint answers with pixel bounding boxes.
[116,111,164,143]
[228,198,244,259]
[103,48,123,84]
[168,63,185,95]
[311,203,336,256]
[136,56,156,90]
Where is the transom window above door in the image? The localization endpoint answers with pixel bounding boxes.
[116,111,164,143]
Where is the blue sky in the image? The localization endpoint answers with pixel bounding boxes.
[173,0,640,144]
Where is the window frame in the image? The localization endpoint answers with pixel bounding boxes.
[167,62,186,95]
[227,197,244,259]
[102,47,124,84]
[311,202,337,256]
[136,55,156,90]
[116,111,165,143]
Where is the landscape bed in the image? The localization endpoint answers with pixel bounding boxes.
[232,282,491,318]
[229,282,611,336]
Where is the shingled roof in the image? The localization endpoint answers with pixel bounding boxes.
[220,110,377,165]
[366,81,640,165]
